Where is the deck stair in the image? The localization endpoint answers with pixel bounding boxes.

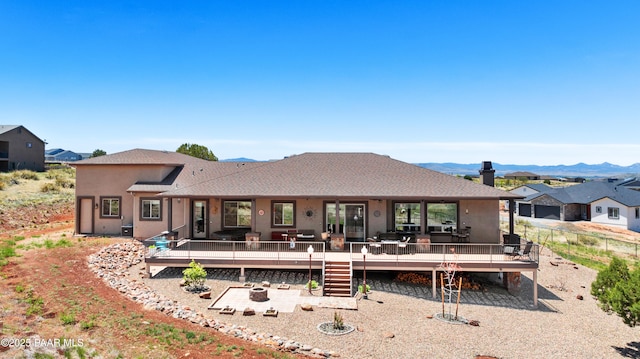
[322,260,352,297]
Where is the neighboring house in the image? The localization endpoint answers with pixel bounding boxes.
[73,149,522,242]
[511,180,640,232]
[619,177,640,191]
[504,171,540,180]
[45,148,86,162]
[0,125,45,172]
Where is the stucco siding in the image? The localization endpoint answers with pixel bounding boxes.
[591,198,628,229]
[627,207,640,232]
[75,164,177,237]
[459,199,500,243]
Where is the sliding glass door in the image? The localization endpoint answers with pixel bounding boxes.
[326,203,366,242]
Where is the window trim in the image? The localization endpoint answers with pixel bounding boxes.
[636,208,640,219]
[426,202,458,233]
[140,197,162,221]
[607,207,620,220]
[223,200,252,228]
[392,201,421,232]
[100,196,121,218]
[271,200,296,228]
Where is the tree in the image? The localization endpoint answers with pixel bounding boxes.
[182,260,207,290]
[91,149,107,158]
[591,257,640,327]
[176,143,218,161]
[610,267,640,327]
[591,257,630,312]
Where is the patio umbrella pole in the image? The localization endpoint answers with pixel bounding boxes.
[455,277,462,320]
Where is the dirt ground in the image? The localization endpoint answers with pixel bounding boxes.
[0,205,296,359]
[2,200,638,358]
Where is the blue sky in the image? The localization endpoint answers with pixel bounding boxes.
[1,1,639,165]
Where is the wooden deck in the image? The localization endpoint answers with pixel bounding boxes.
[144,239,540,305]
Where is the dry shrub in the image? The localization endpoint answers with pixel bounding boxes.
[40,182,60,193]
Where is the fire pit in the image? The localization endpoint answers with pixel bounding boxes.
[249,287,269,302]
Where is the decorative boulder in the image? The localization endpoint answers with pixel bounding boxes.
[243,308,256,316]
[300,303,313,311]
[199,291,211,299]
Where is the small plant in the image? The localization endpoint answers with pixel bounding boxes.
[332,311,344,330]
[60,311,77,325]
[305,280,319,290]
[25,289,44,316]
[182,260,207,290]
[358,284,371,293]
[80,320,97,330]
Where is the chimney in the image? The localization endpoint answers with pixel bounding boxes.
[479,161,495,187]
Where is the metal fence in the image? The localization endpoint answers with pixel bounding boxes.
[500,219,639,259]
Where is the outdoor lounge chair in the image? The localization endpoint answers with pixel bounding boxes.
[510,241,533,261]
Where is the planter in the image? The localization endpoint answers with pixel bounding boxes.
[219,306,235,315]
[263,307,278,317]
[317,322,355,336]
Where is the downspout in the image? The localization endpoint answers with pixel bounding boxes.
[167,197,173,232]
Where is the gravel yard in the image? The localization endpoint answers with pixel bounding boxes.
[135,246,640,359]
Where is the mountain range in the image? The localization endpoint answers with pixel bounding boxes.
[415,162,640,178]
[221,158,640,178]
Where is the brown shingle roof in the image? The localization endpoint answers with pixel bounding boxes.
[73,148,208,166]
[162,152,520,200]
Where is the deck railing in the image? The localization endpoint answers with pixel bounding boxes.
[143,238,326,261]
[347,241,539,264]
[142,236,538,265]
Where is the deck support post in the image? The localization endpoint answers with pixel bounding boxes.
[432,269,437,299]
[146,263,151,278]
[239,267,245,282]
[533,269,538,308]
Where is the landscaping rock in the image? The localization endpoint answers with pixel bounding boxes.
[300,303,313,311]
[383,332,395,338]
[469,320,480,326]
[199,291,211,299]
[88,242,334,358]
[576,295,584,300]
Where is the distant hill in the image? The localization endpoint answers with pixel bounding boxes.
[221,157,640,178]
[414,162,640,178]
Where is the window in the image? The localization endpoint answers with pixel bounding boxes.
[636,208,639,219]
[608,207,619,220]
[141,198,161,220]
[26,142,32,148]
[426,202,458,233]
[272,201,295,227]
[595,206,602,214]
[100,197,121,218]
[394,202,421,232]
[224,200,251,228]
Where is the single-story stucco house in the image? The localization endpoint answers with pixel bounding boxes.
[73,149,540,303]
[511,179,640,232]
[73,149,523,242]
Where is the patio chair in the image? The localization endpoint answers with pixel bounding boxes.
[398,236,414,255]
[512,241,533,261]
